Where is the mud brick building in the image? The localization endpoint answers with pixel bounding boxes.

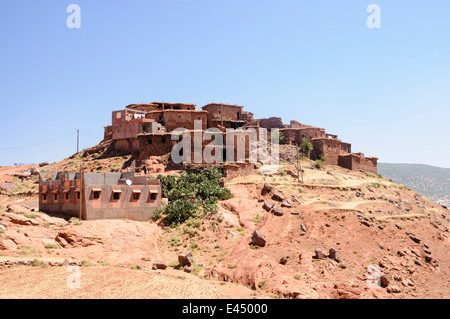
[202,103,252,130]
[39,172,161,221]
[103,100,378,174]
[338,153,378,174]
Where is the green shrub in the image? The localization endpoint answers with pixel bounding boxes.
[314,160,323,169]
[156,168,233,226]
[44,243,58,249]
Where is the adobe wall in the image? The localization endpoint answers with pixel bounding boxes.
[338,154,378,174]
[289,120,310,129]
[311,138,343,165]
[137,134,175,159]
[281,127,326,145]
[163,110,208,132]
[258,117,286,129]
[152,102,196,111]
[115,139,140,152]
[202,104,244,128]
[103,125,113,141]
[112,110,146,141]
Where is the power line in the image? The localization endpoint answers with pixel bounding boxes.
[79,130,102,140]
[0,131,76,150]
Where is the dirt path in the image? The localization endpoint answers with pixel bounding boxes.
[0,266,260,299]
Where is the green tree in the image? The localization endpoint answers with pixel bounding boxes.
[300,137,313,158]
[271,130,285,144]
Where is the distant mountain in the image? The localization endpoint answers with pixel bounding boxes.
[378,163,450,207]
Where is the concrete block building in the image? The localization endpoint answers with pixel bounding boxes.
[39,171,161,221]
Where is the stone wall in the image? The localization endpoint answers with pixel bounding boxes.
[311,138,343,165]
[281,127,326,145]
[338,153,378,174]
[258,117,286,129]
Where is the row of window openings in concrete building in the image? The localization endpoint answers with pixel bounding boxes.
[41,190,158,202]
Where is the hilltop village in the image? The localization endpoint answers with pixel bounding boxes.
[102,101,378,174]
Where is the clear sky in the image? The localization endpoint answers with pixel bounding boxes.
[1,0,449,168]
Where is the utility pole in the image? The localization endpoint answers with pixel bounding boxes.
[74,127,79,154]
[79,164,84,221]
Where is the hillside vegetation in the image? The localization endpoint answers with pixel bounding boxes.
[378,163,450,206]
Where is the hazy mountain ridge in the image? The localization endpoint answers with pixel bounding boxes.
[378,163,450,207]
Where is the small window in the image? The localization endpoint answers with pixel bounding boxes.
[93,191,101,199]
[116,127,120,133]
[113,192,121,200]
[178,115,182,119]
[161,137,166,143]
[133,193,141,201]
[116,112,122,119]
[53,193,58,201]
[65,192,69,200]
[148,138,152,145]
[42,193,47,201]
[158,115,163,121]
[198,117,201,121]
[150,192,157,200]
[76,192,80,200]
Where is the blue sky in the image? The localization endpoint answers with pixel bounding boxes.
[0,0,449,168]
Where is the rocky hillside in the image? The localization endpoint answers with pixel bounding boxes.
[0,154,449,299]
[378,163,450,207]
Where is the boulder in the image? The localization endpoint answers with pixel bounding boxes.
[287,169,299,178]
[387,285,401,294]
[184,267,192,273]
[251,230,266,247]
[263,201,275,212]
[279,257,288,265]
[314,248,324,259]
[6,204,34,215]
[0,182,18,193]
[262,183,274,194]
[329,248,340,262]
[272,205,284,216]
[380,275,390,288]
[272,192,285,202]
[409,235,421,244]
[153,260,168,270]
[178,252,194,267]
[30,167,40,176]
[281,199,292,208]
